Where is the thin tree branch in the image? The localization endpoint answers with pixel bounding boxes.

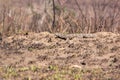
[52,0,56,28]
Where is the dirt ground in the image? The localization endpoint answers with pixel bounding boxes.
[0,32,120,80]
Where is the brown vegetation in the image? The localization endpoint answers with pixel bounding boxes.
[0,32,120,80]
[0,0,120,36]
[0,0,120,80]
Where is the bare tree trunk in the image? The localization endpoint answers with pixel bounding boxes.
[52,0,56,28]
[2,5,6,35]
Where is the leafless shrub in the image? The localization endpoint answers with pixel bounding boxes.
[0,0,120,35]
[74,0,120,33]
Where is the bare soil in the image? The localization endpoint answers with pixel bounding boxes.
[0,32,120,80]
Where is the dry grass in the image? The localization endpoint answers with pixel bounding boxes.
[0,0,120,36]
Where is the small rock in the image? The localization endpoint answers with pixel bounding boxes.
[81,62,86,65]
[70,65,82,69]
[112,58,118,63]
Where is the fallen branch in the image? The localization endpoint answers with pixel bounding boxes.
[55,33,96,40]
